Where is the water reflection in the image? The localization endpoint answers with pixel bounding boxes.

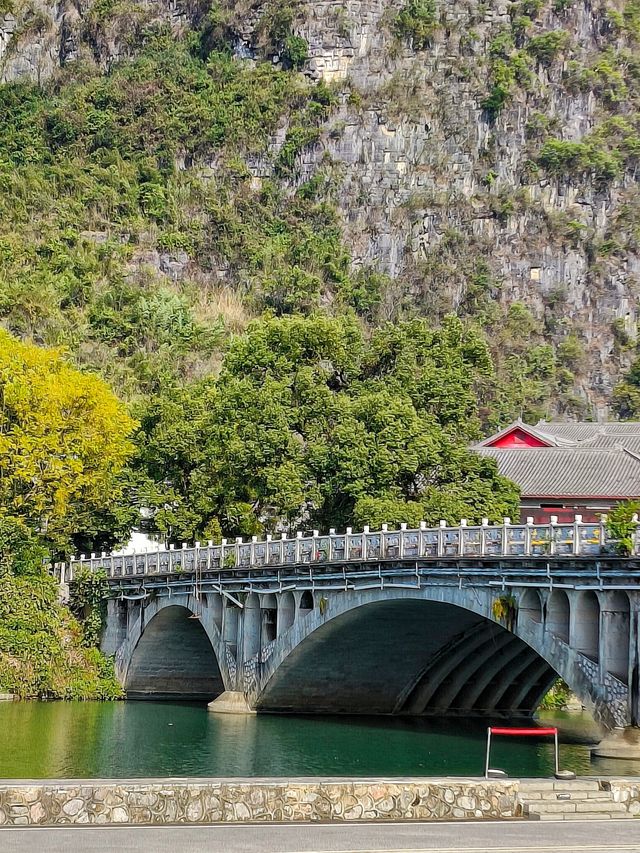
[0,702,635,780]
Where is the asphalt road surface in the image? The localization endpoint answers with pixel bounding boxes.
[1,820,640,853]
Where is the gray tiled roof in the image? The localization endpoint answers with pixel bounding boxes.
[476,446,640,498]
[535,421,640,444]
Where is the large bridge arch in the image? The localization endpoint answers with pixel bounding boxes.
[247,587,628,728]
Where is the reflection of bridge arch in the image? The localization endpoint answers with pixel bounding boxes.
[245,587,628,728]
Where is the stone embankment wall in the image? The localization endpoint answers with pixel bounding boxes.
[0,778,639,825]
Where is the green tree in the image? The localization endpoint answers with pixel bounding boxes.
[136,314,519,539]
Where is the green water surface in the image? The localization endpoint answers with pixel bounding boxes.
[0,702,636,779]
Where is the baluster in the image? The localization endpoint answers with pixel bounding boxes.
[419,520,426,557]
[459,519,466,556]
[362,526,369,561]
[600,514,607,554]
[329,529,336,562]
[235,537,242,569]
[481,518,488,556]
[251,536,257,567]
[399,523,406,559]
[573,514,582,556]
[438,520,446,557]
[525,517,533,557]
[313,530,319,562]
[502,517,511,556]
[207,540,213,573]
[295,531,303,563]
[381,524,388,559]
[549,515,557,556]
[169,544,175,573]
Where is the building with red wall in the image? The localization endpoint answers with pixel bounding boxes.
[473,420,640,522]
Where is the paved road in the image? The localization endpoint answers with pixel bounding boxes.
[1,820,639,853]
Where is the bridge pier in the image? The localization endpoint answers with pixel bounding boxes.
[593,726,640,760]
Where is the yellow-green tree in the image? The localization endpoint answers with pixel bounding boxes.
[0,331,136,552]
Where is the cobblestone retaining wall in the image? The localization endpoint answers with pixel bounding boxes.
[607,780,640,815]
[0,779,518,825]
[2,778,639,826]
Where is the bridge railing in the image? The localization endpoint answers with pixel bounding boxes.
[59,515,639,584]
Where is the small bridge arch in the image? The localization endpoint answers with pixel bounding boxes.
[118,597,229,701]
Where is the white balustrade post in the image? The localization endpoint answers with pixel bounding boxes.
[438,520,446,557]
[221,538,227,568]
[399,523,407,558]
[169,543,175,573]
[362,526,369,561]
[481,518,489,556]
[235,537,242,568]
[549,515,557,556]
[381,524,388,559]
[251,536,258,566]
[329,529,336,561]
[296,531,303,563]
[573,514,582,556]
[525,517,533,557]
[503,517,511,556]
[419,520,427,558]
[459,519,467,556]
[207,540,213,572]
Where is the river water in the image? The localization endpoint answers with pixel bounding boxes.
[1,702,639,779]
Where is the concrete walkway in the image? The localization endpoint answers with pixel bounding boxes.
[1,819,640,853]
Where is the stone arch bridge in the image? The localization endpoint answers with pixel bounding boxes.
[66,519,640,739]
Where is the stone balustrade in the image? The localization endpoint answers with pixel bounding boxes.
[61,516,638,584]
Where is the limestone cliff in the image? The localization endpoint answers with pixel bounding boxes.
[2,0,639,417]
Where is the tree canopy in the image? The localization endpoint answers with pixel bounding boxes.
[0,331,137,552]
[136,313,520,540]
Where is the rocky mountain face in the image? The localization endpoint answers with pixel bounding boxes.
[2,0,639,418]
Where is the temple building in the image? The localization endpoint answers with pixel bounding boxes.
[473,420,640,522]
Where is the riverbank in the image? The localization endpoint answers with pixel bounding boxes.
[0,777,639,826]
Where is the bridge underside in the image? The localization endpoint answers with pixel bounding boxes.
[255,600,557,717]
[125,605,225,701]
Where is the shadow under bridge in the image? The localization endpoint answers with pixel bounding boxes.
[250,596,558,718]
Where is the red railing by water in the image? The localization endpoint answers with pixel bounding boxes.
[485,726,559,778]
